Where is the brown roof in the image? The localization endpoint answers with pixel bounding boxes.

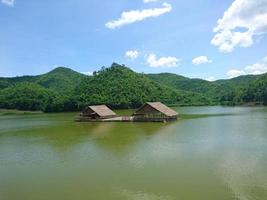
[88,105,116,117]
[140,102,178,117]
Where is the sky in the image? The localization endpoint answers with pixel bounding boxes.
[0,0,267,80]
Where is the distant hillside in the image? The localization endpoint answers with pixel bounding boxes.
[0,67,86,94]
[146,73,219,98]
[146,73,261,102]
[220,73,267,105]
[0,75,37,89]
[0,63,266,112]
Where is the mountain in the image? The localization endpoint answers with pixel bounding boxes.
[146,73,218,98]
[35,67,87,94]
[74,63,209,109]
[0,67,86,112]
[146,73,261,103]
[0,67,86,94]
[0,63,266,112]
[221,73,267,105]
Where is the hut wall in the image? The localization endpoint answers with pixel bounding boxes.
[81,108,107,119]
[81,108,95,116]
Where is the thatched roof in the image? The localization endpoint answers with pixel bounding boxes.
[135,102,178,117]
[87,105,116,117]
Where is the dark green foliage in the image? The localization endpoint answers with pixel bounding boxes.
[0,67,86,94]
[0,82,79,112]
[0,63,266,112]
[146,73,222,102]
[74,63,194,109]
[236,74,267,104]
[0,83,56,111]
[146,72,264,105]
[146,73,210,94]
[35,67,87,94]
[0,80,10,89]
[0,76,38,89]
[0,67,86,112]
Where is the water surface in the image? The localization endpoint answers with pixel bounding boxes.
[0,106,267,200]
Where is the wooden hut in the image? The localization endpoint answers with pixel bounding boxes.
[132,102,178,122]
[78,105,117,121]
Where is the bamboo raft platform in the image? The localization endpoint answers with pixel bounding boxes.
[75,116,177,123]
[76,116,133,122]
[76,102,179,123]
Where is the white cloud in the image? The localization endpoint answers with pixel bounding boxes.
[227,69,246,78]
[211,0,267,53]
[82,71,93,76]
[146,53,181,68]
[205,76,216,82]
[105,2,172,29]
[125,50,139,60]
[144,0,159,3]
[245,63,267,75]
[1,0,14,7]
[192,56,212,65]
[227,55,267,78]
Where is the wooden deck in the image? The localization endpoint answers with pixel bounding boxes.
[103,116,133,122]
[75,116,177,123]
[75,116,132,122]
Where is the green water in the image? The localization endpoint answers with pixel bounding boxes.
[0,106,267,200]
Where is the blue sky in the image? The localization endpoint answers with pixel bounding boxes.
[0,0,267,80]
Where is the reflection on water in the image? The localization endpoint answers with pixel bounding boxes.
[0,106,267,200]
[113,187,173,200]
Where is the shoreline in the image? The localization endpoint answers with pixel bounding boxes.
[1,104,266,115]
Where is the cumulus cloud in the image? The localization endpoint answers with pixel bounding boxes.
[105,3,172,29]
[146,53,181,68]
[245,63,267,75]
[82,71,93,76]
[211,0,267,53]
[226,69,246,78]
[125,50,139,59]
[227,55,267,78]
[192,56,212,65]
[1,0,14,7]
[205,76,216,82]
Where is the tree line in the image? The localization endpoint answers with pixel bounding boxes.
[0,63,266,112]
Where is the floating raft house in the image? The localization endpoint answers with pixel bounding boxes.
[76,102,179,122]
[77,105,117,122]
[132,102,179,122]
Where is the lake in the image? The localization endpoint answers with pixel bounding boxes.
[0,106,267,200]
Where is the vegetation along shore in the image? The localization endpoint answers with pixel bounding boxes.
[0,63,266,112]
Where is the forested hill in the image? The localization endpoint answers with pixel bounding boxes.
[73,64,209,109]
[0,67,87,111]
[0,63,266,112]
[146,73,263,103]
[0,67,86,94]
